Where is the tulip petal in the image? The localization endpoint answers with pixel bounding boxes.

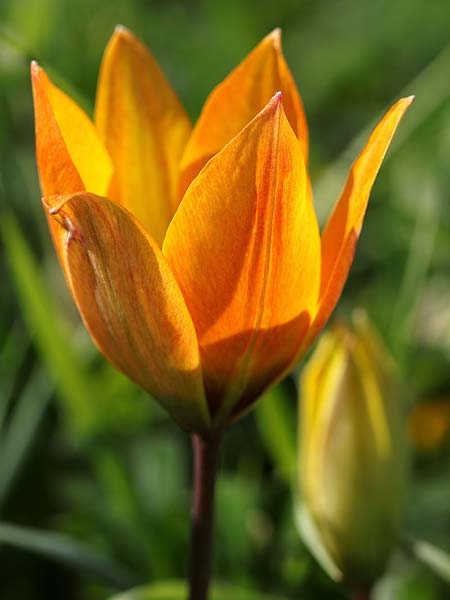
[31,62,84,197]
[179,29,308,199]
[164,94,320,426]
[44,192,209,432]
[94,26,192,245]
[31,63,113,197]
[314,96,414,339]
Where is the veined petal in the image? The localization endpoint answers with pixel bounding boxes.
[94,26,192,245]
[164,94,320,426]
[31,62,84,197]
[300,329,349,506]
[32,61,86,287]
[179,29,308,199]
[31,63,112,197]
[313,96,414,340]
[44,192,209,432]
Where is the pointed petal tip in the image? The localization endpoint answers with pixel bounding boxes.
[393,95,414,118]
[30,60,41,78]
[114,24,131,36]
[112,24,135,46]
[257,91,283,118]
[396,95,414,111]
[272,90,283,102]
[269,90,283,108]
[43,194,68,216]
[265,27,282,50]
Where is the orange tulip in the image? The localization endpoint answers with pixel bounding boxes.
[31,27,413,434]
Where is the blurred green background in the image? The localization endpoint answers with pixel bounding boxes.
[1,0,450,598]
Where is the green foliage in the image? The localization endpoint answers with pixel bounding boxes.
[1,0,450,598]
[1,212,154,440]
[110,580,289,600]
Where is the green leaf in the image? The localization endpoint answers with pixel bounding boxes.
[294,503,342,583]
[0,366,51,507]
[314,41,450,227]
[254,383,297,485]
[109,580,290,600]
[1,213,154,439]
[0,522,136,588]
[1,212,98,437]
[409,538,450,583]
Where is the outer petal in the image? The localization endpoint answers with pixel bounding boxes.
[163,94,320,426]
[179,29,308,199]
[31,62,112,197]
[312,96,414,341]
[94,26,192,245]
[44,192,209,432]
[31,62,84,197]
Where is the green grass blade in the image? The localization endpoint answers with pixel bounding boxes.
[1,212,97,436]
[255,383,297,485]
[314,42,450,226]
[409,538,450,584]
[110,580,291,600]
[0,366,51,507]
[0,522,137,588]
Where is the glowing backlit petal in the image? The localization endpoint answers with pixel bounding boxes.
[31,26,414,433]
[95,26,192,245]
[44,192,209,432]
[314,96,414,339]
[179,29,308,199]
[164,95,320,425]
[31,63,112,197]
[31,62,85,197]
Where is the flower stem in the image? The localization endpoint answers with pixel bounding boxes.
[350,585,372,600]
[188,432,221,600]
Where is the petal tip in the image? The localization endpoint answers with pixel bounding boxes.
[112,24,135,46]
[266,27,282,50]
[258,91,283,119]
[114,24,130,36]
[43,194,66,215]
[30,60,41,79]
[271,90,283,107]
[395,95,414,116]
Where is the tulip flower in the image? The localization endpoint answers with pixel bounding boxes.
[31,27,413,600]
[31,27,412,436]
[299,312,407,588]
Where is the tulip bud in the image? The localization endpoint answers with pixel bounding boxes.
[299,312,407,585]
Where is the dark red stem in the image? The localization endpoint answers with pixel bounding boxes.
[351,585,372,600]
[188,432,221,600]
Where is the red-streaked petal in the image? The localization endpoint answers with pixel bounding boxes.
[31,62,84,197]
[44,192,209,432]
[31,62,112,197]
[164,94,320,426]
[179,29,308,199]
[313,96,414,342]
[95,26,192,245]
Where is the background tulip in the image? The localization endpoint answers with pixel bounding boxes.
[299,312,408,589]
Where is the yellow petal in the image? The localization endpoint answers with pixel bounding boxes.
[44,192,209,432]
[164,94,320,426]
[179,29,308,199]
[314,96,414,339]
[31,62,85,197]
[31,62,112,197]
[94,26,192,245]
